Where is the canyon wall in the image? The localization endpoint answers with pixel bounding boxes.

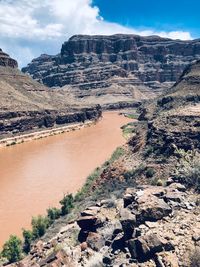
[22,34,200,93]
[0,49,102,138]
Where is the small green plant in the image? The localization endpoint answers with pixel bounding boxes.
[31,215,50,239]
[122,124,135,139]
[123,164,146,181]
[156,179,163,186]
[125,113,139,119]
[145,167,155,178]
[1,235,22,263]
[47,207,61,222]
[143,145,154,157]
[60,194,74,215]
[22,229,33,254]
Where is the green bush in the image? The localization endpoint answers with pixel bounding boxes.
[1,235,22,263]
[145,167,155,178]
[31,215,50,239]
[143,146,154,157]
[60,194,74,215]
[47,207,61,222]
[22,229,33,254]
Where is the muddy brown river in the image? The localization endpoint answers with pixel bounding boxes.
[0,111,131,246]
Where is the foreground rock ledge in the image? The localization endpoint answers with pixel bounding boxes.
[7,181,200,267]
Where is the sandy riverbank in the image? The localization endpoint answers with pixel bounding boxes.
[0,119,97,148]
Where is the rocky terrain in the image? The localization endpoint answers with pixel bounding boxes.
[0,50,102,138]
[4,57,200,267]
[6,182,200,267]
[22,34,200,106]
[140,60,200,155]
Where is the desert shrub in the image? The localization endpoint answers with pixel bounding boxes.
[22,229,33,254]
[31,215,50,239]
[47,207,61,222]
[143,145,154,157]
[124,164,145,181]
[173,149,200,191]
[125,113,139,119]
[150,177,165,186]
[60,194,74,215]
[145,167,155,178]
[1,235,22,263]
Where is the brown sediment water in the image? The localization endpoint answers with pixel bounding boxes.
[0,111,131,247]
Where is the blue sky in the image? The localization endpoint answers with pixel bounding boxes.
[0,0,199,67]
[93,0,200,38]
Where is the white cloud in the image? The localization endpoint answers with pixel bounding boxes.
[0,0,193,67]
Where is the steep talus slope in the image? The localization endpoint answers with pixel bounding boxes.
[22,34,200,105]
[0,50,102,138]
[144,60,200,154]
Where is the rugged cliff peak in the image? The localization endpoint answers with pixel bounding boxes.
[0,49,18,68]
[22,34,200,99]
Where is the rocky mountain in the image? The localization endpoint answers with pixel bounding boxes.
[0,50,101,138]
[22,34,200,105]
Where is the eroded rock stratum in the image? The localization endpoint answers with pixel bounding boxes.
[22,34,200,94]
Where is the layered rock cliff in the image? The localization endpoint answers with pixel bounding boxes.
[142,60,200,155]
[22,34,200,95]
[0,49,102,138]
[0,49,18,68]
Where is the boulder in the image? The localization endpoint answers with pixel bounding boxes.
[120,208,136,239]
[81,206,100,217]
[123,193,135,208]
[164,191,183,203]
[39,249,76,267]
[128,234,172,261]
[77,215,103,232]
[111,233,126,252]
[86,232,105,251]
[168,183,186,192]
[136,194,172,223]
[156,252,179,267]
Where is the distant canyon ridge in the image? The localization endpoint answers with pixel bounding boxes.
[22,34,200,102]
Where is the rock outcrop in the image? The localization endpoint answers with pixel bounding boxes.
[0,107,101,138]
[22,34,200,95]
[0,49,18,68]
[144,60,200,155]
